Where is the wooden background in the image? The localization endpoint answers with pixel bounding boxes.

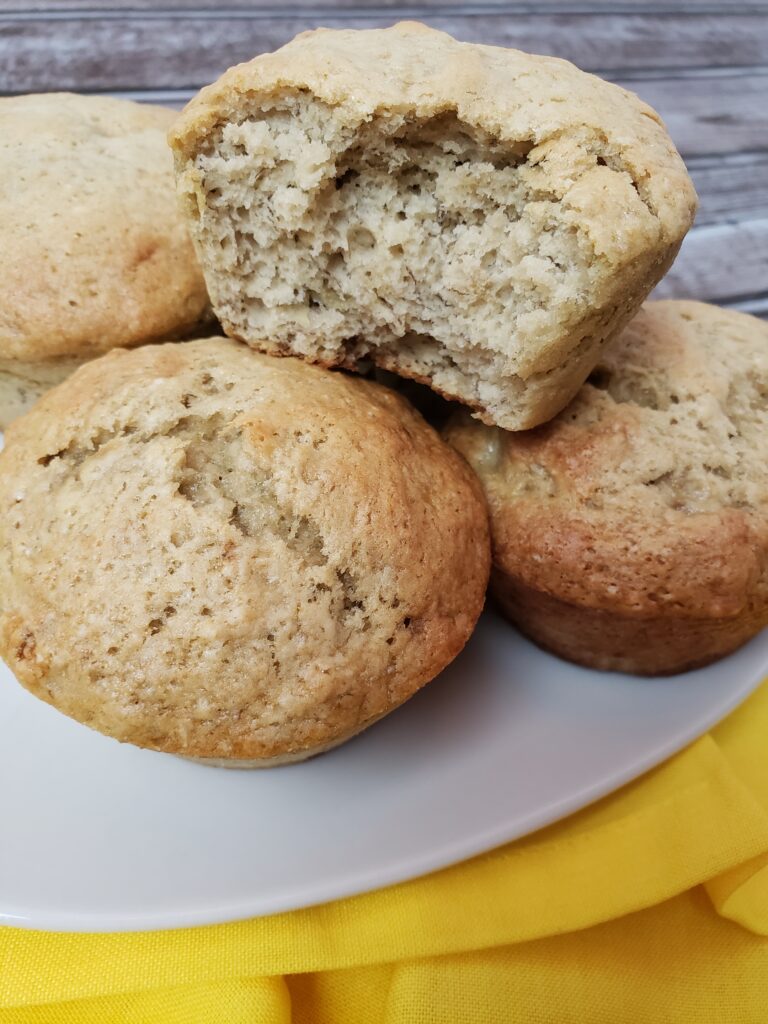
[1,0,766,317]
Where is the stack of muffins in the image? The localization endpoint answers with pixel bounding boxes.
[1,23,766,767]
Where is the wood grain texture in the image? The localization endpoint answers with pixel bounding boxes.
[654,218,768,303]
[616,73,768,158]
[2,11,768,92]
[0,3,766,313]
[3,16,767,161]
[8,1,768,10]
[687,154,768,225]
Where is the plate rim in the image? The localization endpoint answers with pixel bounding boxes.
[2,624,766,933]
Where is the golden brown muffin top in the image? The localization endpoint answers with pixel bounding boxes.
[446,301,768,619]
[0,339,489,759]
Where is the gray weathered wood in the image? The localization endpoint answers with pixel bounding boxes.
[7,1,768,11]
[6,1,768,11]
[654,218,768,303]
[3,16,767,163]
[727,296,768,318]
[687,153,768,225]
[2,11,768,97]
[616,73,768,158]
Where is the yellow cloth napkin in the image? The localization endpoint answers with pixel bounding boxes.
[3,681,768,1023]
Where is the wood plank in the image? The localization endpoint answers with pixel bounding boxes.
[725,296,768,319]
[9,2,768,11]
[653,217,768,303]
[687,153,768,225]
[616,72,768,158]
[1,11,768,98]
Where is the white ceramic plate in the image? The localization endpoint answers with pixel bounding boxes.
[1,611,766,932]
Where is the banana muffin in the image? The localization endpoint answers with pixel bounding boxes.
[170,21,696,430]
[445,301,768,675]
[0,93,210,428]
[0,339,489,764]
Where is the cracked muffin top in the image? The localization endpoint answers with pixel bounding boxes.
[0,338,489,762]
[445,300,768,620]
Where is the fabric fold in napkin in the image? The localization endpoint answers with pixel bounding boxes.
[3,682,768,1023]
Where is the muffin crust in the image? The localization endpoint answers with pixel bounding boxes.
[446,301,768,674]
[0,93,210,365]
[0,339,490,761]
